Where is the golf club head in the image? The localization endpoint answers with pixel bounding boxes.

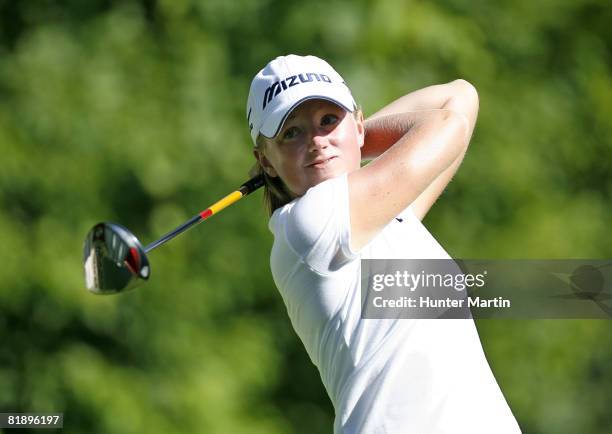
[83,222,150,294]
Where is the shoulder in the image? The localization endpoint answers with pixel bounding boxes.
[269,173,356,273]
[270,173,348,238]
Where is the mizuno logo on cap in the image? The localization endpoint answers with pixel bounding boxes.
[262,73,332,110]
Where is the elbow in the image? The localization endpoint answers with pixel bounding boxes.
[433,109,472,154]
[453,79,478,96]
[446,79,479,141]
[452,79,479,109]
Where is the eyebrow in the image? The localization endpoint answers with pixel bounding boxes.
[279,113,297,134]
[283,102,340,128]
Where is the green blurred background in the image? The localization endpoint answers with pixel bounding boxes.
[1,0,611,432]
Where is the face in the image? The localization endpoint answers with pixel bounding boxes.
[254,99,364,197]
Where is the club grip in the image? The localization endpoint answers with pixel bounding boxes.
[239,174,265,195]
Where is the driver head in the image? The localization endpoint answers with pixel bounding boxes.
[83,222,150,294]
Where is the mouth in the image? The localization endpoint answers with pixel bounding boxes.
[306,156,337,169]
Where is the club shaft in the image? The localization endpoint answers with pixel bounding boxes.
[144,175,264,253]
[144,214,202,253]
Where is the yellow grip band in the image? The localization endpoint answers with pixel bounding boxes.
[208,191,244,215]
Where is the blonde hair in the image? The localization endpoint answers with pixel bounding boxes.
[250,107,362,216]
[248,135,294,216]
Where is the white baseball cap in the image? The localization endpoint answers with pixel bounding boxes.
[246,54,356,145]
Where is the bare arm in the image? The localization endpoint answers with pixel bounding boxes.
[359,80,479,221]
[348,80,478,250]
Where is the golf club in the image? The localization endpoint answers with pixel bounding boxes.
[83,175,265,294]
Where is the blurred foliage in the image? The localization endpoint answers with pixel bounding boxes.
[0,0,611,433]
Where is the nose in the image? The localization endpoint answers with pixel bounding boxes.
[308,129,329,153]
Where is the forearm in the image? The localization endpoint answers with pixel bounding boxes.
[361,80,478,160]
[349,109,469,249]
[368,81,463,119]
[362,112,430,161]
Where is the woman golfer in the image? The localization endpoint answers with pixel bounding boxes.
[246,55,521,434]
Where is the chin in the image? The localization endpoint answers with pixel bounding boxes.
[308,169,346,188]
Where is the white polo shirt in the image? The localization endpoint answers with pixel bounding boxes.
[268,173,521,434]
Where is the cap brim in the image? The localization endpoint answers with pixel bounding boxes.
[259,89,355,139]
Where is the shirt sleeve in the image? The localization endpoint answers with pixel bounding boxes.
[270,173,359,275]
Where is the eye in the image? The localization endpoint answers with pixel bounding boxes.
[321,114,338,126]
[282,126,300,140]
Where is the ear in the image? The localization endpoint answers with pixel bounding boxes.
[253,149,278,178]
[355,110,365,148]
